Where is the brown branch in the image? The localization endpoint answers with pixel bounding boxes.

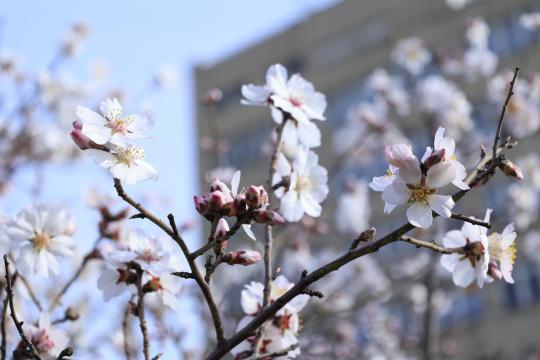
[1,274,17,360]
[3,255,41,360]
[399,236,455,254]
[122,302,133,360]
[253,116,288,355]
[135,268,150,360]
[113,179,225,345]
[253,343,299,359]
[492,67,519,159]
[450,213,491,228]
[205,137,509,359]
[189,219,242,260]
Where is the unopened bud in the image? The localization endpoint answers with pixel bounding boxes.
[214,218,229,239]
[226,250,262,266]
[209,179,228,193]
[424,149,446,169]
[70,121,92,150]
[233,194,248,216]
[65,307,80,321]
[194,195,208,215]
[499,159,523,180]
[253,209,286,225]
[201,88,223,105]
[488,262,503,280]
[142,277,163,293]
[245,185,268,208]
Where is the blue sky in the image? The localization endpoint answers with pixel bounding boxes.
[0,0,339,248]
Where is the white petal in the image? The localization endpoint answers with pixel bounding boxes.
[242,224,256,241]
[429,194,454,218]
[406,202,433,228]
[453,260,476,287]
[426,162,456,189]
[84,149,116,168]
[231,170,241,195]
[442,230,466,247]
[382,181,408,205]
[399,159,422,184]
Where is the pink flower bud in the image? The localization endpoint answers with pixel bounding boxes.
[424,149,446,169]
[70,120,92,150]
[207,191,225,211]
[226,250,261,266]
[499,159,524,180]
[233,194,247,215]
[385,144,415,168]
[209,179,228,193]
[194,195,208,215]
[214,218,229,239]
[488,262,503,280]
[245,185,268,208]
[253,209,286,225]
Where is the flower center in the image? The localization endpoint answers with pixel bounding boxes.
[116,146,144,166]
[109,116,134,135]
[32,233,51,250]
[488,234,517,264]
[290,97,302,107]
[406,184,435,205]
[295,175,312,193]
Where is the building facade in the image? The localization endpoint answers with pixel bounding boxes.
[195,0,540,358]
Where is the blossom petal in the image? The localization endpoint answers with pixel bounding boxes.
[429,194,454,218]
[426,162,456,188]
[406,202,433,228]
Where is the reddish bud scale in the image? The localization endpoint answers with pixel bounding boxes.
[226,250,262,266]
[499,159,524,180]
[253,209,286,225]
[424,149,446,169]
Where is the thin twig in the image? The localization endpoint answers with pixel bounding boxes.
[253,343,299,359]
[399,236,455,254]
[450,213,491,228]
[1,274,17,360]
[492,67,519,159]
[253,117,288,355]
[205,136,508,360]
[3,256,41,360]
[113,180,225,345]
[122,302,133,360]
[135,268,150,360]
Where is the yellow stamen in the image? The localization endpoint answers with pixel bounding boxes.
[33,233,50,250]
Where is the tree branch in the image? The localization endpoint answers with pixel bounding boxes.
[399,236,455,254]
[450,212,491,228]
[3,255,41,360]
[113,179,225,345]
[492,67,519,159]
[135,268,150,360]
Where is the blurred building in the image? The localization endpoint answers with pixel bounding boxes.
[195,0,540,358]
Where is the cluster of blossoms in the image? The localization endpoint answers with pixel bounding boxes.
[194,170,285,244]
[97,228,182,309]
[370,127,468,228]
[0,204,75,357]
[71,97,158,184]
[233,276,308,359]
[242,64,329,222]
[440,209,517,288]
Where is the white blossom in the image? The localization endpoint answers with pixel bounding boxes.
[391,37,431,76]
[77,97,152,147]
[279,147,328,222]
[520,12,540,31]
[379,143,457,228]
[487,223,517,283]
[6,204,75,278]
[440,210,491,288]
[84,145,158,185]
[421,127,469,190]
